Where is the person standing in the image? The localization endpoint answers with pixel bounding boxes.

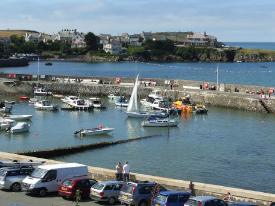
[115,162,123,181]
[123,161,130,182]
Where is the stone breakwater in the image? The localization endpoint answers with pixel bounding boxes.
[1,151,275,206]
[0,75,274,113]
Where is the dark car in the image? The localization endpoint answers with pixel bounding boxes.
[119,181,167,206]
[58,177,97,200]
[151,190,191,206]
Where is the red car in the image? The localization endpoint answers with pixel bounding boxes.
[58,176,97,200]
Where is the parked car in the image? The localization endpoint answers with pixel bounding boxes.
[184,196,258,206]
[90,180,125,205]
[119,181,167,206]
[151,190,191,206]
[22,163,88,196]
[58,176,97,200]
[0,166,35,192]
[185,196,226,206]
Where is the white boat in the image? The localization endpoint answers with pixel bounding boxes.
[5,114,32,121]
[108,94,119,101]
[66,99,93,110]
[29,98,38,104]
[8,122,30,133]
[61,96,79,104]
[142,116,179,127]
[33,87,53,96]
[4,100,15,105]
[74,126,114,136]
[89,97,105,109]
[140,89,164,108]
[0,102,13,113]
[151,100,171,112]
[126,75,152,118]
[34,100,58,111]
[0,118,15,130]
[115,96,129,107]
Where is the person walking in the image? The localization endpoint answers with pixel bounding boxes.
[115,162,123,181]
[123,161,130,182]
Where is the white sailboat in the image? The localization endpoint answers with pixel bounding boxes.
[126,75,152,118]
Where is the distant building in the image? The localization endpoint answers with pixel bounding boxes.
[140,32,153,42]
[71,33,86,48]
[103,39,122,54]
[25,32,54,43]
[182,32,217,47]
[129,34,142,46]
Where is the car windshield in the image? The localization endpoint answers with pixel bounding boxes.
[186,199,199,206]
[31,168,47,178]
[92,183,105,190]
[156,194,168,202]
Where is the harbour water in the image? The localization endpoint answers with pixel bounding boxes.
[1,60,275,87]
[1,98,275,193]
[225,42,275,51]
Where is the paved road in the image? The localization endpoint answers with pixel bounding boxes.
[0,190,121,206]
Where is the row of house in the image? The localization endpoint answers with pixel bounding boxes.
[25,29,86,49]
[23,29,218,54]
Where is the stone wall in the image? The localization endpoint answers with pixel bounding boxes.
[1,152,275,206]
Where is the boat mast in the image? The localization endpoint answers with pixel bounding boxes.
[37,56,40,83]
[216,65,219,91]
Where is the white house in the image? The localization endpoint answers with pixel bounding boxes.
[140,32,153,42]
[129,34,142,46]
[71,33,86,48]
[103,39,122,55]
[183,32,217,47]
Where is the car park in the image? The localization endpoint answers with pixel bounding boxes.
[0,166,35,192]
[151,190,191,206]
[58,176,97,200]
[90,180,125,205]
[118,181,167,206]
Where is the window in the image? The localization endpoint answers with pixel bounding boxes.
[104,185,114,191]
[114,184,123,191]
[179,194,190,203]
[7,170,20,176]
[44,170,57,181]
[138,185,154,194]
[167,194,178,203]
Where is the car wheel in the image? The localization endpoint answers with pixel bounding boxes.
[108,197,116,205]
[11,183,21,192]
[39,188,47,197]
[139,201,147,206]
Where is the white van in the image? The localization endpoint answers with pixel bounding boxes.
[22,163,88,196]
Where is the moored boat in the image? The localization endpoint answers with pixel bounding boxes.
[74,125,114,136]
[4,114,32,121]
[8,122,30,133]
[65,99,93,110]
[34,100,58,111]
[0,118,15,130]
[0,159,45,168]
[115,96,129,107]
[141,114,179,127]
[89,97,106,109]
[33,87,52,96]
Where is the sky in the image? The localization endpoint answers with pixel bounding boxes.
[0,0,275,42]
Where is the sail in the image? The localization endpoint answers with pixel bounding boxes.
[127,74,139,112]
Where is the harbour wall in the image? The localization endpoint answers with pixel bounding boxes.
[1,74,275,113]
[1,151,275,206]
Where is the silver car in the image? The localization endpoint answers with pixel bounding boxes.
[0,167,34,192]
[90,180,125,205]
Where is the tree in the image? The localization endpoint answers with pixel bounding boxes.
[84,32,100,51]
[0,42,5,58]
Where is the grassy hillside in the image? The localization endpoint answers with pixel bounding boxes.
[0,30,38,38]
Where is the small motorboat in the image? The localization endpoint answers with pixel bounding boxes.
[0,118,15,130]
[34,100,58,111]
[89,97,106,109]
[115,96,129,107]
[33,87,53,96]
[0,104,12,114]
[61,96,79,104]
[45,62,53,66]
[74,125,114,136]
[8,122,30,133]
[193,105,208,114]
[19,96,29,101]
[107,94,119,101]
[65,99,93,110]
[141,115,179,127]
[29,98,38,104]
[5,114,32,121]
[4,100,16,105]
[0,159,45,168]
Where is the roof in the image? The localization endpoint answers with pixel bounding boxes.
[99,180,124,185]
[38,163,86,170]
[190,196,217,202]
[160,190,190,196]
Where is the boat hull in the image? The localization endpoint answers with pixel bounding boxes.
[6,115,32,121]
[79,128,114,136]
[142,119,179,127]
[126,111,152,118]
